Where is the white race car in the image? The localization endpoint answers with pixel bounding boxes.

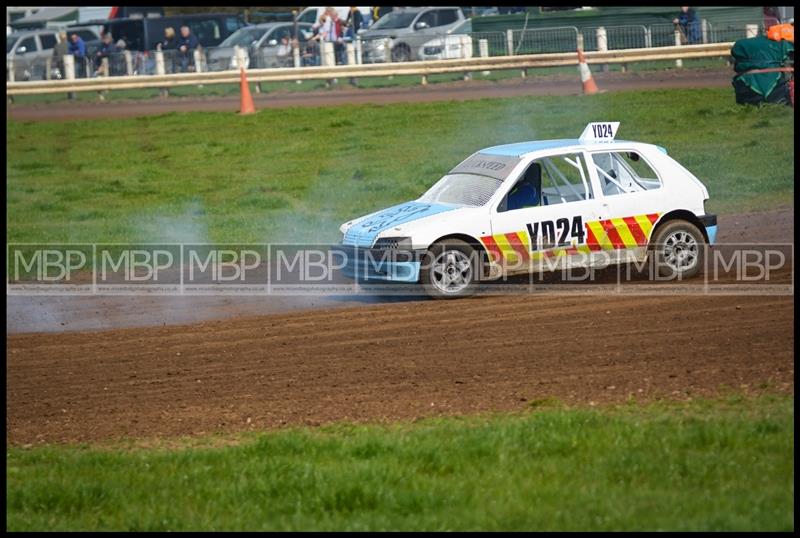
[339,123,717,298]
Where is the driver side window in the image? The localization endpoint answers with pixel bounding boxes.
[18,37,37,53]
[498,152,593,212]
[416,10,436,28]
[498,162,541,213]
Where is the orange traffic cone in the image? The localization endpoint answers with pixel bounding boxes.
[239,67,256,115]
[577,49,599,95]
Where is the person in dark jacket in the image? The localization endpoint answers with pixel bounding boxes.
[94,32,118,76]
[177,25,200,72]
[346,6,363,38]
[157,27,179,73]
[673,6,702,44]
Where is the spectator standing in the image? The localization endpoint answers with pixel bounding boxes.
[329,9,345,64]
[673,6,701,44]
[308,13,330,66]
[94,32,118,76]
[68,33,87,77]
[345,6,364,38]
[52,30,68,79]
[177,25,200,72]
[157,27,179,73]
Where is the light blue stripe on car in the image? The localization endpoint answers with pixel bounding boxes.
[480,139,662,157]
[342,201,456,247]
[705,225,718,245]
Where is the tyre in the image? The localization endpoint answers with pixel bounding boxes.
[391,44,411,62]
[420,239,479,299]
[648,219,706,279]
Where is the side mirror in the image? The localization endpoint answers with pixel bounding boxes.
[267,39,278,46]
[415,21,429,30]
[16,46,27,54]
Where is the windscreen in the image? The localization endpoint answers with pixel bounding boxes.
[371,10,420,30]
[419,173,503,207]
[220,27,267,47]
[448,152,522,181]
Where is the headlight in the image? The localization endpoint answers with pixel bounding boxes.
[424,46,443,55]
[373,237,412,250]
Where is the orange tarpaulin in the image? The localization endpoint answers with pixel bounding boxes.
[767,23,794,43]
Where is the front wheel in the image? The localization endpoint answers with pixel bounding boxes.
[391,44,411,62]
[648,219,706,279]
[420,239,479,299]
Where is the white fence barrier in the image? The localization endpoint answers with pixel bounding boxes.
[7,43,735,96]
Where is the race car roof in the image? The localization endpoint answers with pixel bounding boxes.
[479,138,647,157]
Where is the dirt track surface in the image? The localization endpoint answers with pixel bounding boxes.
[7,68,733,122]
[6,207,795,446]
[6,291,794,446]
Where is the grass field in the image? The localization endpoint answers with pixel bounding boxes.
[6,396,793,531]
[6,87,794,245]
[8,58,730,105]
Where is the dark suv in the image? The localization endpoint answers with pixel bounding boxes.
[101,13,248,51]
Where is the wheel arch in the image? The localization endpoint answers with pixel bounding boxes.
[391,41,412,59]
[429,233,487,255]
[650,209,709,244]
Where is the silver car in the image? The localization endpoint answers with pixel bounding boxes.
[205,22,314,70]
[7,29,61,81]
[360,6,472,63]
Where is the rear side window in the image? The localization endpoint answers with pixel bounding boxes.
[39,34,57,49]
[107,21,144,50]
[436,9,459,26]
[191,20,222,45]
[225,17,242,34]
[590,151,662,196]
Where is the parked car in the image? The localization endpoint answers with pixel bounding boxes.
[339,122,716,298]
[7,29,60,80]
[205,22,313,70]
[100,13,248,52]
[360,6,471,63]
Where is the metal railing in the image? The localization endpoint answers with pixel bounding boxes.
[7,42,735,96]
[8,20,767,83]
[582,25,651,51]
[513,26,580,54]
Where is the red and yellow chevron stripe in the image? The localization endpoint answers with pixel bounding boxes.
[479,212,660,265]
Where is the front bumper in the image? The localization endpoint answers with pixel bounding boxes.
[339,244,425,283]
[699,214,718,245]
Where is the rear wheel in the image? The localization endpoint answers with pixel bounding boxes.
[420,239,478,299]
[648,219,706,279]
[391,44,411,62]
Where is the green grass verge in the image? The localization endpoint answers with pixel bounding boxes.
[8,58,730,106]
[6,395,794,531]
[6,87,794,244]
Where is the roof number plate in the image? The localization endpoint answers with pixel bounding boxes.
[579,122,620,143]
